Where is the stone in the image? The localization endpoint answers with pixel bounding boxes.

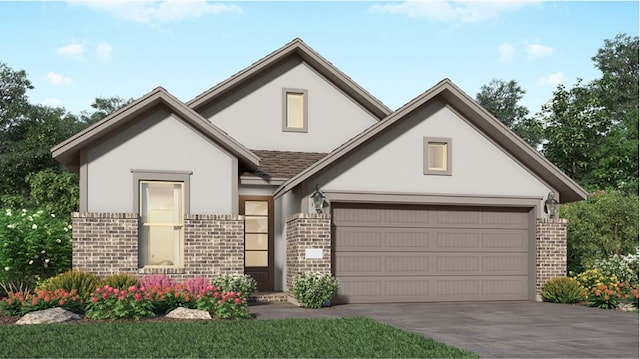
[165,307,212,320]
[16,307,81,325]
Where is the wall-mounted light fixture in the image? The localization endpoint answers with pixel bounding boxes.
[544,192,559,219]
[310,184,326,214]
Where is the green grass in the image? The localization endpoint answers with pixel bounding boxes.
[0,317,478,358]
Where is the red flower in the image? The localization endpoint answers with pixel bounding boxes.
[134,293,142,301]
[234,298,241,305]
[102,293,109,300]
[59,299,65,306]
[91,297,98,303]
[128,285,137,293]
[95,287,101,293]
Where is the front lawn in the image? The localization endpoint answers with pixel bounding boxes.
[0,317,478,358]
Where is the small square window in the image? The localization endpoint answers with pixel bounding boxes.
[424,137,452,175]
[283,88,308,132]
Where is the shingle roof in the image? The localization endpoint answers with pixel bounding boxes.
[243,150,327,180]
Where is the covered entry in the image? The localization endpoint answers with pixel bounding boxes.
[332,204,533,303]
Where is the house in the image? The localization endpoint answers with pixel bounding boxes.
[51,38,587,303]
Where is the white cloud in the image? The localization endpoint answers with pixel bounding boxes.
[46,72,72,86]
[527,43,554,58]
[57,43,84,58]
[538,72,564,86]
[69,0,242,24]
[96,42,112,62]
[41,97,62,107]
[498,42,515,63]
[370,0,540,24]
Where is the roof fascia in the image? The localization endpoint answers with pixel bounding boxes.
[187,38,391,119]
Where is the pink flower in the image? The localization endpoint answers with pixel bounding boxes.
[95,287,102,293]
[102,293,109,300]
[120,290,127,296]
[234,298,241,305]
[134,293,142,301]
[91,297,98,303]
[59,299,65,306]
[128,285,137,293]
[213,292,220,298]
[217,300,222,305]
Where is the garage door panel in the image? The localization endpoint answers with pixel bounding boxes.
[333,205,532,303]
[335,276,529,303]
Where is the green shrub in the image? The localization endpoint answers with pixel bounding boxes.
[291,272,338,309]
[85,285,155,320]
[562,190,639,273]
[541,277,587,304]
[102,273,139,290]
[572,268,617,291]
[212,274,257,298]
[0,209,72,291]
[37,270,101,299]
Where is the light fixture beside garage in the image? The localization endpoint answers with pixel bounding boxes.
[544,192,559,219]
[310,184,326,214]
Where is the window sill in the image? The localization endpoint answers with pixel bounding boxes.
[138,267,185,275]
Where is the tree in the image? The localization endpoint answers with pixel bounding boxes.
[541,34,638,193]
[476,79,543,147]
[79,96,133,125]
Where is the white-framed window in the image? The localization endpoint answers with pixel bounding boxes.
[131,169,191,269]
[282,88,308,132]
[424,137,452,175]
[139,181,184,268]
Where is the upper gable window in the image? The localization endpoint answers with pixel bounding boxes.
[424,137,452,175]
[283,88,308,132]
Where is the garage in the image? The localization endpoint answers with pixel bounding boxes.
[332,204,534,303]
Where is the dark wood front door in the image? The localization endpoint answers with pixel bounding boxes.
[239,196,274,292]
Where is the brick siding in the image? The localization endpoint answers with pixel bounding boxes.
[285,213,331,290]
[71,212,244,283]
[536,218,568,300]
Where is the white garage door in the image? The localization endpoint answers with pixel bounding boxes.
[333,204,532,303]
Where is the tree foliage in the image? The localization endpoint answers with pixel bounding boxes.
[561,190,639,274]
[476,79,543,147]
[0,61,129,214]
[541,34,638,193]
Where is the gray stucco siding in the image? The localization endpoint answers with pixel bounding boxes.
[309,101,554,217]
[203,60,379,152]
[86,107,236,214]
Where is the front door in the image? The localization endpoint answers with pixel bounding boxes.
[239,196,274,292]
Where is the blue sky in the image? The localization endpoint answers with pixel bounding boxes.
[1,1,637,116]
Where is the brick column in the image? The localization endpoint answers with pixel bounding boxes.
[536,218,568,300]
[72,212,139,277]
[285,213,331,290]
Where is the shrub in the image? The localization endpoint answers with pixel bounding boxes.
[21,288,84,314]
[0,292,27,316]
[139,275,174,289]
[0,209,72,291]
[145,284,196,314]
[212,274,257,298]
[37,270,101,299]
[291,272,338,309]
[572,268,616,291]
[562,190,639,273]
[184,277,210,297]
[592,253,639,285]
[541,277,587,304]
[194,286,249,320]
[85,285,155,320]
[102,273,139,290]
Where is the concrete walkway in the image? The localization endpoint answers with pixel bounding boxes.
[250,301,639,358]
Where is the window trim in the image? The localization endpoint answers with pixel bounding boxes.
[282,88,308,133]
[131,170,192,269]
[423,137,452,176]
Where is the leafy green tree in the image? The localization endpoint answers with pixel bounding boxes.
[541,34,638,193]
[79,96,133,125]
[476,79,543,147]
[562,190,639,274]
[26,170,79,218]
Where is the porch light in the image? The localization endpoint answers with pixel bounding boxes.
[544,192,559,219]
[310,184,326,214]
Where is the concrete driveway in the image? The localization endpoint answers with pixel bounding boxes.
[250,301,639,358]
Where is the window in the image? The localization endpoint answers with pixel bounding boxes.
[139,181,184,267]
[424,137,452,175]
[131,170,191,269]
[283,88,308,132]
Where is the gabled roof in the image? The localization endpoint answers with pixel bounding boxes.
[52,87,260,171]
[274,78,588,203]
[187,38,391,119]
